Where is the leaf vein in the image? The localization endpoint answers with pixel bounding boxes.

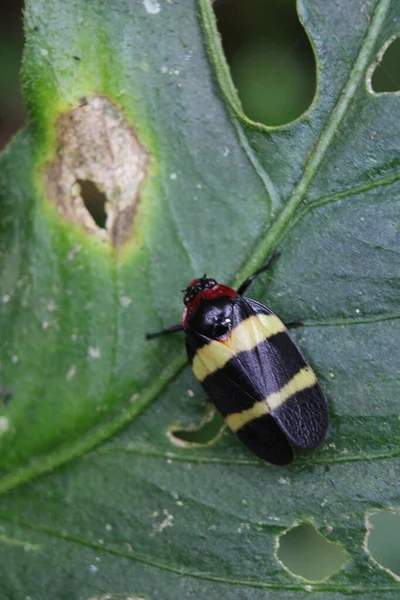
[227,0,392,284]
[96,444,400,467]
[287,171,400,234]
[0,515,399,593]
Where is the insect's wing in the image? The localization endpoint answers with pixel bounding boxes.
[239,298,329,450]
[235,414,294,465]
[270,380,328,449]
[186,296,328,463]
[186,326,294,465]
[185,298,296,465]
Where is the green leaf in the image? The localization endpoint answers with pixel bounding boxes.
[0,0,399,597]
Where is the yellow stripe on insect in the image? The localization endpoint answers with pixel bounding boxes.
[226,366,318,432]
[192,313,285,382]
[225,401,269,432]
[266,367,317,410]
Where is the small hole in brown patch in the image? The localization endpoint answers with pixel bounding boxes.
[277,523,346,581]
[77,179,107,229]
[366,511,400,579]
[46,95,148,247]
[370,37,400,93]
[169,405,225,446]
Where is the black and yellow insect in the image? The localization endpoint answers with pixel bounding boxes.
[147,251,328,465]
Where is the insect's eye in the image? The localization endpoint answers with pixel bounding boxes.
[183,278,218,305]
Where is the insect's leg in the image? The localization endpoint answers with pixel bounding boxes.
[236,249,281,296]
[146,324,184,340]
[285,319,303,329]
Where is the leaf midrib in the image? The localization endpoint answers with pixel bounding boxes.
[222,0,392,282]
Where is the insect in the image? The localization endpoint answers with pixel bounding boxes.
[146,251,328,465]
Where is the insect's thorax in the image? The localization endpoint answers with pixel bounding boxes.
[183,293,237,338]
[184,296,236,339]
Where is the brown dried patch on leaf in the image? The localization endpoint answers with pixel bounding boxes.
[45,96,148,247]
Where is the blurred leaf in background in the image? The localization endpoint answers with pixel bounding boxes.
[0,0,25,149]
[214,0,316,126]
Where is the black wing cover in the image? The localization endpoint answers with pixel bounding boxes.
[185,296,328,465]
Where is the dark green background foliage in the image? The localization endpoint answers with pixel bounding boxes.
[0,0,25,150]
[214,0,317,126]
[0,0,399,598]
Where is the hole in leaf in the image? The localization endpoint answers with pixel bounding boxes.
[46,96,148,248]
[0,0,26,150]
[213,0,316,126]
[370,37,400,93]
[169,405,225,446]
[366,511,400,579]
[77,179,108,229]
[277,523,346,581]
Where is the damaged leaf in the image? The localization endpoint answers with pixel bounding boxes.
[0,0,399,598]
